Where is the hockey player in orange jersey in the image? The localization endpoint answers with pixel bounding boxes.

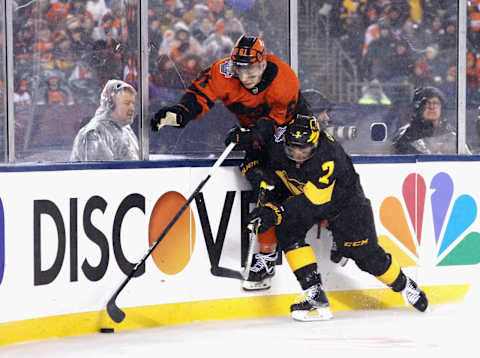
[151,34,307,291]
[150,34,304,131]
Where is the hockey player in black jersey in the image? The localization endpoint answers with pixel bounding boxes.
[237,113,428,321]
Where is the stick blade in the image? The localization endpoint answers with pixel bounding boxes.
[106,297,125,323]
[210,266,243,280]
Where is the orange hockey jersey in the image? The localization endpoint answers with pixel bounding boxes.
[178,53,301,127]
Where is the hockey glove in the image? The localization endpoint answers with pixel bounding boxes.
[150,105,191,131]
[241,163,276,190]
[248,203,283,234]
[224,125,263,151]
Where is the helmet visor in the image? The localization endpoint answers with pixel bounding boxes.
[233,62,264,76]
[233,62,264,88]
[284,143,315,164]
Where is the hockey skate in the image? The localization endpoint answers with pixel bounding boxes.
[242,252,277,291]
[401,277,428,312]
[290,283,333,321]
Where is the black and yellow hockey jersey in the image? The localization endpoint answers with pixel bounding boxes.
[243,129,366,222]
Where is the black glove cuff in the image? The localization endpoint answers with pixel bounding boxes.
[172,104,192,128]
[264,203,283,226]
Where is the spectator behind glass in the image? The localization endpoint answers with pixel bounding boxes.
[178,53,203,85]
[382,40,414,83]
[207,0,224,19]
[14,25,34,70]
[92,12,120,42]
[151,54,186,92]
[13,79,32,105]
[223,6,245,42]
[439,18,457,51]
[358,79,392,105]
[36,70,74,105]
[202,19,234,65]
[468,1,480,51]
[148,12,163,54]
[88,39,123,89]
[423,44,450,85]
[467,51,480,102]
[125,0,139,48]
[409,60,435,89]
[190,15,213,44]
[385,5,408,37]
[66,0,95,39]
[45,0,69,27]
[392,87,467,154]
[53,32,77,76]
[339,13,364,67]
[188,4,213,40]
[363,23,395,81]
[68,0,94,25]
[159,21,203,62]
[86,0,109,25]
[70,79,139,161]
[420,16,445,48]
[123,52,138,85]
[401,20,424,53]
[33,25,55,71]
[360,5,381,60]
[439,66,457,107]
[29,0,52,26]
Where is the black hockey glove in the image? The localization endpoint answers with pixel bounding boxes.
[241,160,275,183]
[248,203,283,234]
[150,105,191,131]
[240,162,277,200]
[224,125,263,151]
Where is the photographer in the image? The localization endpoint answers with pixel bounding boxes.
[302,89,358,142]
[392,86,470,154]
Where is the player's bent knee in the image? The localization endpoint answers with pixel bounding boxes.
[354,249,391,277]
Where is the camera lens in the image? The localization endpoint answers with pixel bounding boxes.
[325,126,358,140]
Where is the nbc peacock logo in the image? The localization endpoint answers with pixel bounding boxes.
[378,172,480,267]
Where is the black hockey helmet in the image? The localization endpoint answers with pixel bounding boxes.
[231,34,265,68]
[284,114,320,163]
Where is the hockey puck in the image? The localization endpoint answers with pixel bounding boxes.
[100,327,115,333]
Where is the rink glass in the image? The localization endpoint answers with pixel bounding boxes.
[0,1,473,162]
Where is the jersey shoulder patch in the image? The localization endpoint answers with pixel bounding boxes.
[274,126,287,143]
[219,59,234,79]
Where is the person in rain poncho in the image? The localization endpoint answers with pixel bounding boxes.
[70,79,140,161]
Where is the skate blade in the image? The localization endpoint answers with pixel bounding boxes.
[401,291,429,312]
[291,307,333,322]
[242,277,272,291]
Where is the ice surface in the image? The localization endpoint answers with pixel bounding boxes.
[2,303,476,358]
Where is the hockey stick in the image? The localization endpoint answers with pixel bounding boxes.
[243,181,270,280]
[106,142,236,323]
[207,181,270,281]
